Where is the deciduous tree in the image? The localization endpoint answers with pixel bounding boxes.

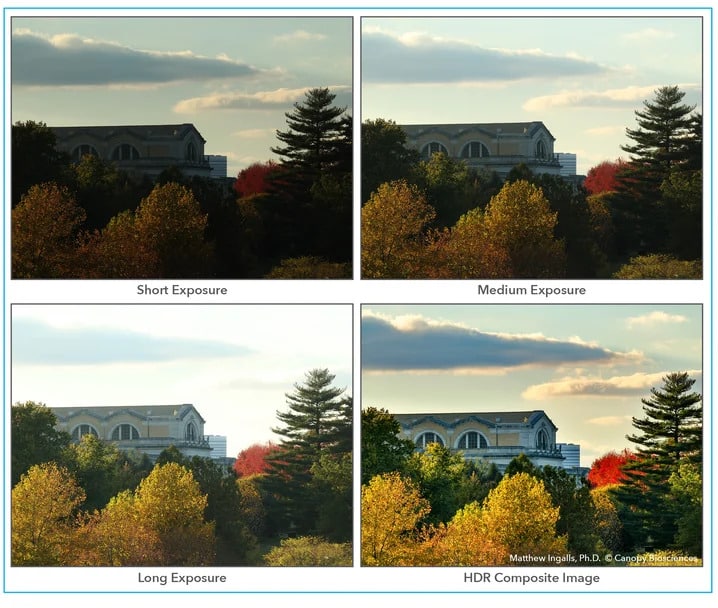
[361,407,415,484]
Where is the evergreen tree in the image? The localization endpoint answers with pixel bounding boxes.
[614,372,702,549]
[361,407,415,484]
[613,86,700,257]
[262,369,352,537]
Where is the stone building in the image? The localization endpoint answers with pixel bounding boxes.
[393,409,566,471]
[50,404,212,459]
[51,123,212,179]
[400,121,562,178]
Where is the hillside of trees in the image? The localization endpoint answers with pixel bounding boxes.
[11,368,352,566]
[12,88,352,279]
[362,86,702,279]
[361,373,702,566]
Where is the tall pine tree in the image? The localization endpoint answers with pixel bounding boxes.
[613,372,702,549]
[261,369,352,537]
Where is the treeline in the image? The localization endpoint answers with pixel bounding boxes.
[361,373,702,566]
[11,88,351,279]
[11,368,352,567]
[361,85,702,279]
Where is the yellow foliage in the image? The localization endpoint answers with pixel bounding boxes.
[361,473,430,565]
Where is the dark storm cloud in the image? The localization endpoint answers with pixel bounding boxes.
[12,30,262,86]
[361,315,628,372]
[362,31,606,84]
[12,319,251,365]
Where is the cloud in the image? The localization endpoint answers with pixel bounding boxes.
[12,29,263,87]
[587,415,633,426]
[12,318,251,365]
[361,313,635,373]
[173,85,351,113]
[623,28,676,41]
[273,30,327,44]
[362,30,607,84]
[522,370,702,400]
[625,311,688,328]
[523,83,700,112]
[585,125,625,136]
[232,128,277,139]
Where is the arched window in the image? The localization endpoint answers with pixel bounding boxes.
[186,421,197,442]
[111,143,140,161]
[71,424,99,440]
[71,144,98,162]
[186,141,198,162]
[536,428,550,451]
[421,142,448,159]
[457,431,488,449]
[461,141,490,159]
[536,140,547,159]
[415,432,444,448]
[111,423,140,441]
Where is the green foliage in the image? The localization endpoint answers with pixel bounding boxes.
[311,452,353,541]
[361,407,415,484]
[11,401,71,486]
[591,485,625,553]
[613,254,701,279]
[669,463,702,556]
[264,536,351,566]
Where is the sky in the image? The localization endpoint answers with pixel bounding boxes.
[10,16,352,178]
[362,16,704,175]
[361,305,703,467]
[11,304,353,458]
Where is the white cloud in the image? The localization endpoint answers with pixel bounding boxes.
[274,30,327,44]
[586,415,633,426]
[523,85,661,112]
[623,28,676,41]
[626,311,688,329]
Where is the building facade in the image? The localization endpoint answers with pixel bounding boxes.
[50,404,212,459]
[393,410,566,471]
[556,152,577,177]
[400,121,562,178]
[51,123,212,179]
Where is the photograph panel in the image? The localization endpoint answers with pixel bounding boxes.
[10,303,353,570]
[360,304,703,568]
[360,17,703,279]
[11,16,353,279]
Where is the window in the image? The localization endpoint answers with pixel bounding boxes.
[415,432,444,448]
[71,144,98,162]
[71,424,99,440]
[186,421,197,442]
[461,141,490,158]
[111,424,140,441]
[536,428,550,451]
[536,140,547,159]
[457,431,488,449]
[421,142,448,159]
[111,143,140,161]
[186,142,198,162]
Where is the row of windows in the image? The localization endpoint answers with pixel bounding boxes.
[414,428,552,450]
[71,142,200,162]
[70,421,199,442]
[420,140,550,160]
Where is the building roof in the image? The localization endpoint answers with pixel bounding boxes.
[51,123,206,143]
[392,410,557,430]
[401,121,556,141]
[50,404,206,424]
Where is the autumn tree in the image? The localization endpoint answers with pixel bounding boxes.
[262,369,352,538]
[11,401,70,486]
[590,485,624,553]
[481,179,566,278]
[479,472,567,563]
[12,463,85,565]
[264,536,351,566]
[612,253,701,279]
[234,161,280,197]
[12,183,87,278]
[614,372,702,549]
[583,159,627,195]
[234,442,279,477]
[361,407,415,484]
[361,472,430,566]
[361,179,437,278]
[587,449,636,488]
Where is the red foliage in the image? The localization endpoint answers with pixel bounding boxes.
[233,161,278,197]
[587,448,637,488]
[233,442,279,477]
[583,159,628,195]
